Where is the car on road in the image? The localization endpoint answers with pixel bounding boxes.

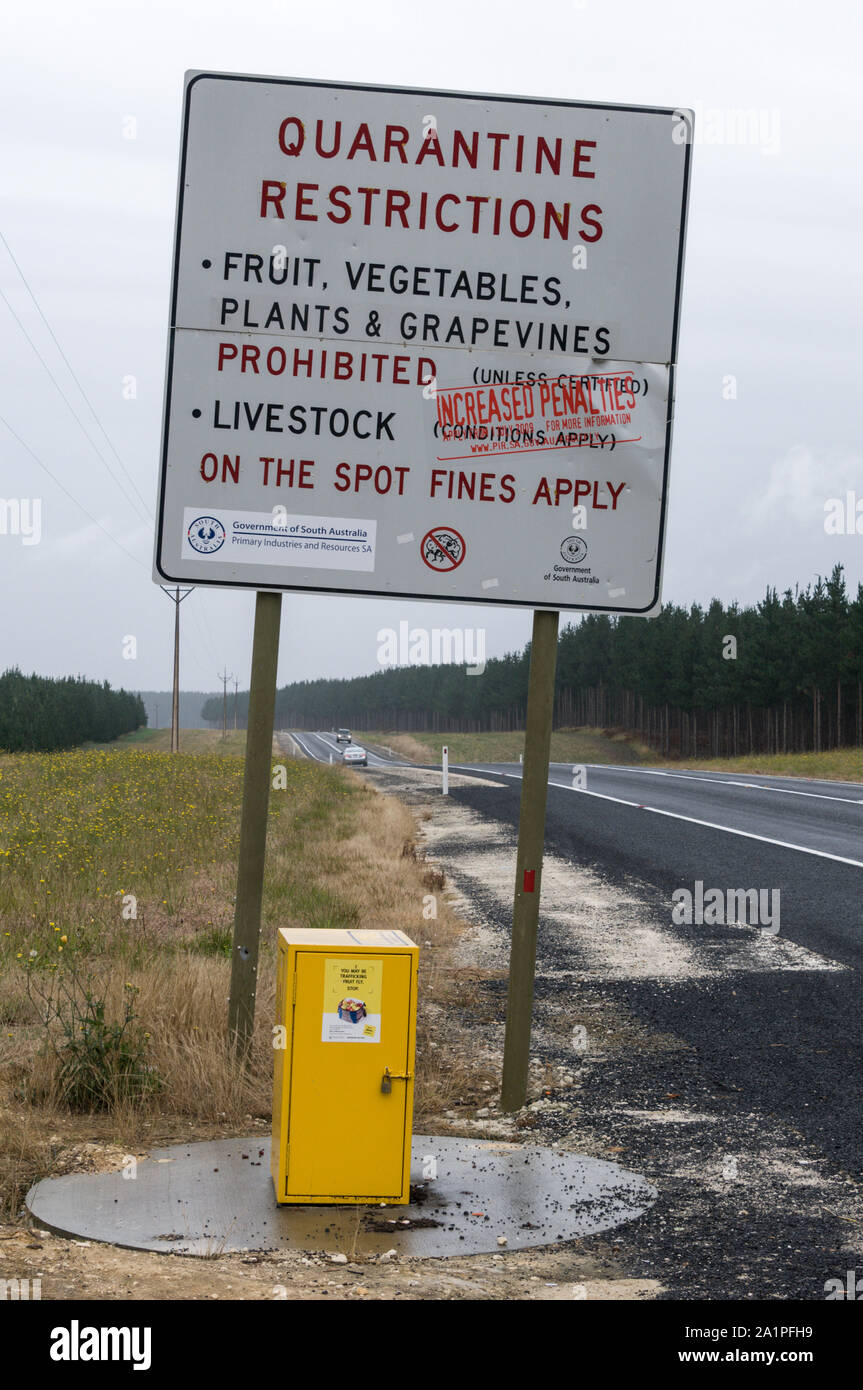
[342,744,367,767]
[336,728,352,743]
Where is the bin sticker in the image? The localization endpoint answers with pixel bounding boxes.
[322,958,382,1043]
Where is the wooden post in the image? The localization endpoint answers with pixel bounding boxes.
[228,592,282,1055]
[500,609,559,1112]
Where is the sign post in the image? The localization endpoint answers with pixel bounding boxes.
[500,608,559,1111]
[227,590,282,1054]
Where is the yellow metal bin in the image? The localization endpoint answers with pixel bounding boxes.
[271,928,419,1204]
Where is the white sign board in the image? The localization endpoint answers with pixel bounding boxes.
[154,72,692,613]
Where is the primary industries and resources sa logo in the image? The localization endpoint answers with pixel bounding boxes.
[187,515,226,554]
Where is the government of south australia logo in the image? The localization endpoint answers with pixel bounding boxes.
[560,536,588,564]
[188,516,225,554]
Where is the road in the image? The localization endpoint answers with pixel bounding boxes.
[288,731,863,1293]
[287,729,403,767]
[450,761,863,867]
[289,733,863,870]
[437,762,863,1201]
[289,730,863,1187]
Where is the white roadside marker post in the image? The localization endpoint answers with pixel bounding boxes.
[442,745,449,796]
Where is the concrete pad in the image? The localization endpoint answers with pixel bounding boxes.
[27,1135,656,1259]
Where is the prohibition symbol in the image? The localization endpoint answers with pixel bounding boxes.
[421,527,466,572]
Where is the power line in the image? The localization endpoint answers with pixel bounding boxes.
[0,227,153,521]
[188,596,221,668]
[0,283,152,527]
[0,411,149,572]
[0,407,217,701]
[196,597,221,665]
[0,230,234,694]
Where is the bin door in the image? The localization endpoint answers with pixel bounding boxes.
[286,952,412,1198]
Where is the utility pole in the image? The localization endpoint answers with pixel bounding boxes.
[160,586,193,752]
[233,677,239,730]
[218,668,234,741]
[500,609,560,1112]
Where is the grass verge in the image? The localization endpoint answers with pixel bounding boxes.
[0,733,471,1219]
[364,727,863,784]
[651,748,863,783]
[362,726,657,766]
[111,728,247,754]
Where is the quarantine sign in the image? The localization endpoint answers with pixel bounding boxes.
[322,958,383,1043]
[154,72,692,614]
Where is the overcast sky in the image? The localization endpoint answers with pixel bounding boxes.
[1,0,860,698]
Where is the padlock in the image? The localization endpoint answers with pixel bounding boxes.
[381,1068,392,1094]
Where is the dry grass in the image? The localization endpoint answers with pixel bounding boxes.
[365,727,863,785]
[0,1106,56,1222]
[413,1017,500,1116]
[363,727,657,766]
[0,736,481,1219]
[652,748,863,784]
[112,729,247,755]
[364,732,438,764]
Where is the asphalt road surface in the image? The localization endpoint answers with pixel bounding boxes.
[453,760,863,868]
[291,734,863,1155]
[428,762,863,1208]
[287,739,861,1289]
[287,729,403,767]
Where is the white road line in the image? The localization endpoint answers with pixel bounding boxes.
[290,732,320,760]
[303,732,340,761]
[580,764,863,806]
[449,765,863,870]
[317,732,393,767]
[312,732,348,762]
[292,731,387,767]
